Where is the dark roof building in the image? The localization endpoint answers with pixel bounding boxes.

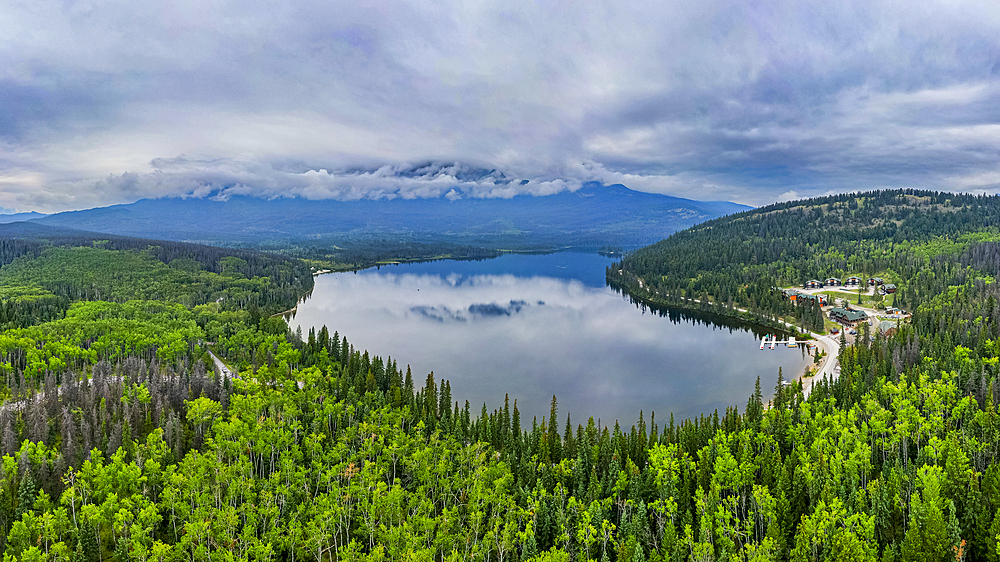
[882,283,897,294]
[798,293,827,306]
[829,307,868,325]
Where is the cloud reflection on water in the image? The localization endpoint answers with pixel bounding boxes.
[291,268,811,426]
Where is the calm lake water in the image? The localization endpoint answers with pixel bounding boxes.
[289,252,811,426]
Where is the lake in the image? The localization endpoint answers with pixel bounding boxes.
[288,252,811,426]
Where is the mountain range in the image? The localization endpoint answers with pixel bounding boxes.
[27,183,749,248]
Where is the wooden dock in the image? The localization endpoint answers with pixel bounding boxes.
[759,335,802,349]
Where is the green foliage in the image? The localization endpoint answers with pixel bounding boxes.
[900,466,951,562]
[0,300,205,379]
[0,301,994,561]
[0,192,999,560]
[0,245,308,315]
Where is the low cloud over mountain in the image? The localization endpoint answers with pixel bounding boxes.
[3,1,999,212]
[34,181,749,247]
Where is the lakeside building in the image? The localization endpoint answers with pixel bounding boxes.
[829,307,868,326]
[781,289,828,306]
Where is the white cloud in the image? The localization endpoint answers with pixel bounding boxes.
[778,190,802,203]
[1,0,999,211]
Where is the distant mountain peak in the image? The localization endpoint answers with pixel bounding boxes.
[0,211,47,224]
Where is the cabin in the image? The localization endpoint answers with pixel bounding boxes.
[868,277,884,286]
[829,307,868,326]
[781,289,827,306]
[845,276,862,286]
[825,277,841,286]
[881,283,897,294]
[804,280,823,289]
[797,293,827,306]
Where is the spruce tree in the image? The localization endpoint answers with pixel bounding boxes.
[438,380,452,429]
[15,471,37,520]
[774,367,786,409]
[547,395,561,462]
[422,372,437,421]
[404,366,414,397]
[745,375,764,428]
[901,467,950,562]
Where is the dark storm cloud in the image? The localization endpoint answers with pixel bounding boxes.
[1,0,999,211]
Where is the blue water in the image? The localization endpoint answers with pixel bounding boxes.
[292,252,811,426]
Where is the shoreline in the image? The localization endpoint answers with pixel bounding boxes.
[307,245,634,277]
[607,273,841,396]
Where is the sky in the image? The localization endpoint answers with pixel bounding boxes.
[2,0,1000,213]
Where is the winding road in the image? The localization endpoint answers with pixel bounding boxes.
[207,349,235,379]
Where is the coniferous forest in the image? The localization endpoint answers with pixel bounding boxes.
[0,192,999,562]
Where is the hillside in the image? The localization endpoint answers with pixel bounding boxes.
[33,183,749,249]
[0,222,313,329]
[610,189,1000,331]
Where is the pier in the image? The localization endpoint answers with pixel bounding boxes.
[759,335,801,349]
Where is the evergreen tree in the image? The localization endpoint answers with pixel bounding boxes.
[745,375,764,428]
[547,395,561,462]
[15,471,37,520]
[901,467,950,562]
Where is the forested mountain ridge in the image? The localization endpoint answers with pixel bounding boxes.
[610,189,1000,333]
[0,199,998,561]
[0,222,313,329]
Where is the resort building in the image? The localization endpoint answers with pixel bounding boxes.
[829,307,868,326]
[825,277,842,286]
[804,280,823,289]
